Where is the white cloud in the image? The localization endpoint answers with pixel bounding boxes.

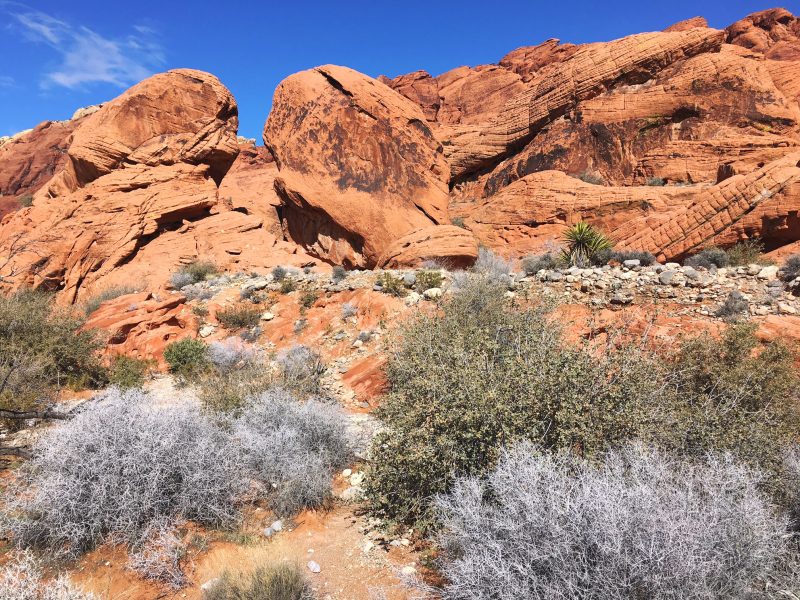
[0,76,15,88]
[9,8,165,89]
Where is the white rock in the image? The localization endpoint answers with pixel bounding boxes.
[307,560,321,573]
[401,566,417,576]
[260,311,275,321]
[342,468,352,477]
[404,292,422,306]
[757,265,779,280]
[779,303,797,315]
[199,325,215,338]
[423,287,443,299]
[200,578,220,592]
[271,520,283,532]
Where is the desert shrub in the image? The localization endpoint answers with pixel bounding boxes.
[216,304,261,330]
[280,278,297,294]
[450,216,466,228]
[182,286,215,301]
[163,337,209,377]
[685,247,729,269]
[591,249,656,266]
[727,239,766,266]
[3,389,247,558]
[715,290,749,321]
[521,253,559,275]
[575,170,604,185]
[0,290,105,422]
[127,519,187,588]
[300,289,319,309]
[331,265,347,283]
[17,194,34,208]
[415,270,443,292]
[377,272,406,297]
[665,322,800,485]
[233,389,351,515]
[205,563,315,600]
[341,302,357,320]
[275,345,324,397]
[0,551,97,599]
[366,276,666,527]
[171,260,218,289]
[562,222,613,267]
[272,265,288,281]
[645,176,666,186]
[435,443,798,600]
[472,247,513,279]
[108,356,150,389]
[199,338,271,413]
[781,254,800,282]
[83,285,138,316]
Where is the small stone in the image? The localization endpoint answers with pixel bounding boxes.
[260,312,275,321]
[307,561,321,573]
[779,303,797,315]
[404,292,422,306]
[199,325,215,338]
[271,520,283,532]
[342,468,352,477]
[262,527,275,538]
[350,472,365,486]
[401,566,417,577]
[610,293,633,305]
[623,259,641,268]
[547,271,564,282]
[659,271,675,285]
[200,578,220,592]
[423,287,443,299]
[352,339,363,349]
[403,272,416,287]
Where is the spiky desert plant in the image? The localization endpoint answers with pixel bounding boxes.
[561,222,613,267]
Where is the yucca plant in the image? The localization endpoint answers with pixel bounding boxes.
[562,222,613,267]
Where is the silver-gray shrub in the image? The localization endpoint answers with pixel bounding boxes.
[472,247,513,279]
[127,518,187,589]
[208,337,263,375]
[3,388,247,558]
[0,551,97,600]
[233,388,351,516]
[435,442,797,600]
[275,344,324,396]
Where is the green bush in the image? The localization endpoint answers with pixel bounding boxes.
[16,194,34,208]
[726,239,767,266]
[645,176,666,186]
[183,260,218,282]
[280,279,297,294]
[377,272,406,297]
[300,289,319,309]
[205,564,315,600]
[0,291,105,424]
[365,278,800,529]
[83,285,138,316]
[108,356,150,389]
[365,277,664,528]
[216,305,262,330]
[415,270,443,292]
[163,338,209,378]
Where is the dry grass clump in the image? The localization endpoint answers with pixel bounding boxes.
[205,563,315,600]
[0,551,97,599]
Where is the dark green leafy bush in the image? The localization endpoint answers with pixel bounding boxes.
[163,337,209,377]
[365,277,665,527]
[727,239,767,266]
[0,291,105,423]
[377,272,406,297]
[108,356,150,389]
[562,222,612,267]
[366,280,800,529]
[415,270,443,292]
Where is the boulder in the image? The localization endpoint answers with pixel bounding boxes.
[377,225,479,268]
[264,64,450,267]
[82,292,196,368]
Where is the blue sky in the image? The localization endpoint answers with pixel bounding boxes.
[1,1,798,140]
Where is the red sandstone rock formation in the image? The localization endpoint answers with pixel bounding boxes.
[264,64,451,267]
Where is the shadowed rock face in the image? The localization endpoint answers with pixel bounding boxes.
[264,64,451,268]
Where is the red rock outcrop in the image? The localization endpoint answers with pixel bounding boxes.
[83,292,196,368]
[264,65,451,267]
[726,8,800,59]
[377,225,479,268]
